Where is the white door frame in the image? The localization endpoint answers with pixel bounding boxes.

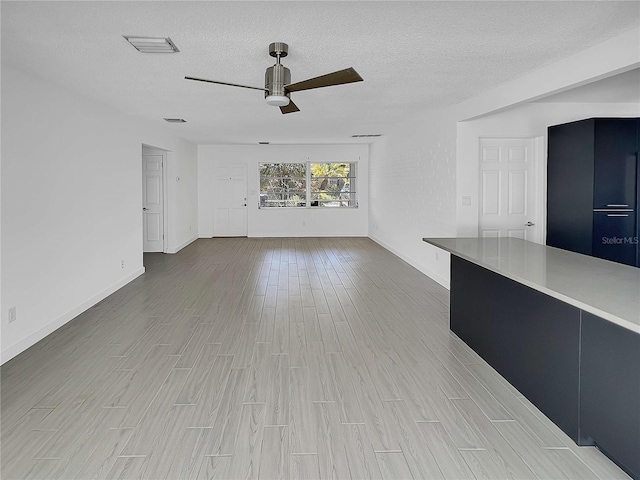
[142,144,169,253]
[477,136,545,244]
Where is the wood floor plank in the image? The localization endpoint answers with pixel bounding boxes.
[174,324,218,368]
[433,349,513,421]
[188,355,234,428]
[226,403,265,480]
[289,321,308,367]
[416,421,476,479]
[175,343,221,405]
[342,423,384,479]
[289,367,317,454]
[314,402,352,480]
[307,341,336,402]
[317,312,341,353]
[451,398,536,479]
[290,454,321,480]
[272,314,290,354]
[202,367,249,455]
[104,456,148,480]
[120,369,192,455]
[259,426,289,480]
[326,352,365,424]
[376,451,413,480]
[195,456,232,480]
[265,353,290,426]
[72,428,134,480]
[243,342,271,404]
[465,361,567,448]
[380,400,445,479]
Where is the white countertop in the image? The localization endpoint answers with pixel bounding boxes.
[423,237,640,334]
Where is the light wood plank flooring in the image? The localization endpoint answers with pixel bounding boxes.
[1,237,630,479]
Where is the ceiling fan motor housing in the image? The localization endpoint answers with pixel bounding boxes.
[265,64,291,100]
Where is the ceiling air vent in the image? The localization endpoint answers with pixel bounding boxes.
[124,36,179,53]
[163,118,186,123]
[258,142,270,145]
[351,134,382,138]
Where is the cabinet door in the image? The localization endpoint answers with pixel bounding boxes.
[593,119,638,209]
[637,119,640,267]
[593,212,637,266]
[451,256,581,441]
[580,312,640,479]
[546,119,595,255]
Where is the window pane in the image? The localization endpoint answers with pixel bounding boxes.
[259,163,307,207]
[309,163,356,207]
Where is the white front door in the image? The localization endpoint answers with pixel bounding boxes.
[214,164,247,236]
[479,138,541,242]
[142,154,164,252]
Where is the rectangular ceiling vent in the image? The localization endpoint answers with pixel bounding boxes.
[351,134,382,138]
[163,118,186,123]
[124,36,179,53]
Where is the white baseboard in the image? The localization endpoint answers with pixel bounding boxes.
[1,268,145,365]
[248,233,368,238]
[368,235,450,289]
[166,235,198,254]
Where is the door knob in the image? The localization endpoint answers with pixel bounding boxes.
[525,221,535,226]
[143,207,148,211]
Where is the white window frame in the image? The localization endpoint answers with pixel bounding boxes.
[259,161,358,209]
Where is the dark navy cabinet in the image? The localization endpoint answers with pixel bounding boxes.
[580,312,640,479]
[547,117,639,267]
[451,256,582,441]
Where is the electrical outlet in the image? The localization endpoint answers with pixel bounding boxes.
[121,260,125,269]
[462,196,472,206]
[8,306,16,323]
[302,220,306,226]
[435,252,440,261]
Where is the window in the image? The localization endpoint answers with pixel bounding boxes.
[259,163,306,207]
[259,162,357,208]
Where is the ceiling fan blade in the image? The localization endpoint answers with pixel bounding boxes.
[280,99,300,114]
[185,76,267,92]
[284,67,363,93]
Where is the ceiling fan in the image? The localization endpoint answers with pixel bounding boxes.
[185,42,363,114]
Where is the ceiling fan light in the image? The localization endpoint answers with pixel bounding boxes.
[265,95,290,107]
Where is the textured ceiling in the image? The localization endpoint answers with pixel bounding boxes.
[2,1,639,145]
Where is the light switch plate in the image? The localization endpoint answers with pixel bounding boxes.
[462,196,472,206]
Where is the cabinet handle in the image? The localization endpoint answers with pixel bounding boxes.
[607,214,629,217]
[594,208,633,212]
[607,204,629,207]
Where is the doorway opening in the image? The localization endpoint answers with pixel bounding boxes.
[142,145,168,255]
[213,163,248,237]
[478,137,545,244]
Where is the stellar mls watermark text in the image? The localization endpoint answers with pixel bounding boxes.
[601,236,639,245]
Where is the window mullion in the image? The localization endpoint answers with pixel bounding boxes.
[306,160,311,209]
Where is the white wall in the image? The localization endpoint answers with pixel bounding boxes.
[198,144,368,238]
[1,65,198,363]
[369,28,638,289]
[456,102,640,238]
[368,107,457,288]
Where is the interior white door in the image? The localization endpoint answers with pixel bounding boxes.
[479,138,540,242]
[213,164,247,236]
[142,154,164,252]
